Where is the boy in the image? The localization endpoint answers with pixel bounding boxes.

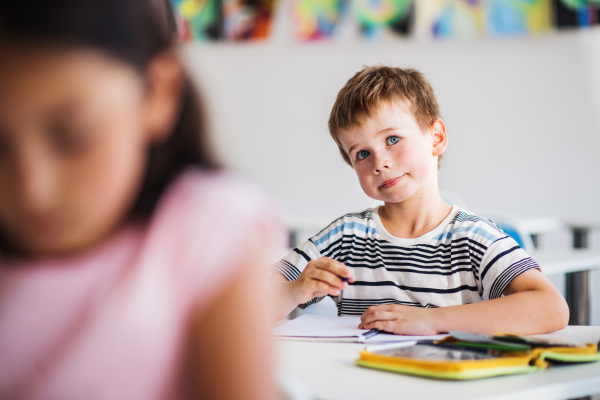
[271,66,568,335]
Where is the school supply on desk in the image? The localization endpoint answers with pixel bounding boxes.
[272,315,448,343]
[356,331,600,380]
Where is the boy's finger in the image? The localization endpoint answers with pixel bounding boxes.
[360,304,390,323]
[315,258,355,282]
[313,280,341,297]
[314,257,356,282]
[363,320,395,333]
[330,259,356,282]
[311,264,350,288]
[358,311,395,328]
[306,269,345,291]
[361,304,389,318]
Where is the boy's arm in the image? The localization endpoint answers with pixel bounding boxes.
[432,269,568,334]
[270,257,355,321]
[269,273,303,321]
[359,269,569,335]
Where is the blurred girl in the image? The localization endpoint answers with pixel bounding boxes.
[0,0,282,399]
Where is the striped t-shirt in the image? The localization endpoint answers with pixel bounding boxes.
[273,205,540,316]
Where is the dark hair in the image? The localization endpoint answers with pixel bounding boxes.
[0,0,219,218]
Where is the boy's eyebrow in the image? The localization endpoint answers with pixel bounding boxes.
[377,127,397,135]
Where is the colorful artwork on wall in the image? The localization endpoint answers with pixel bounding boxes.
[291,0,348,41]
[415,0,484,39]
[170,0,221,41]
[168,0,600,43]
[353,0,415,39]
[554,0,600,27]
[485,0,553,36]
[223,0,276,40]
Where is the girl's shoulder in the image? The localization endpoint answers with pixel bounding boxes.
[144,167,284,294]
[147,168,283,259]
[155,167,275,225]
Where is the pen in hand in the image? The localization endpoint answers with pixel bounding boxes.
[339,276,350,299]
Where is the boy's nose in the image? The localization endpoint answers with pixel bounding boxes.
[373,154,391,174]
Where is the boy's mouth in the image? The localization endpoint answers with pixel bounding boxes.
[379,175,404,189]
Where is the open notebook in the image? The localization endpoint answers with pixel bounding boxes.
[273,315,448,343]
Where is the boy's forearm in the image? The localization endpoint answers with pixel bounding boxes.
[431,289,569,335]
[271,280,301,321]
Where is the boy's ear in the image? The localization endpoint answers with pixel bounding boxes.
[142,50,184,144]
[430,119,447,157]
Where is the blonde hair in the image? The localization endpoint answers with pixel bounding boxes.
[328,66,443,168]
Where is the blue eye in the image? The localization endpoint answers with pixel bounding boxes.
[357,150,370,160]
[387,136,399,145]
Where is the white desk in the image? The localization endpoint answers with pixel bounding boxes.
[275,326,600,400]
[534,250,600,276]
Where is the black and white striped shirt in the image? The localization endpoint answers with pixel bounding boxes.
[273,205,540,316]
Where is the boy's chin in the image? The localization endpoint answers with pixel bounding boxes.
[373,192,417,205]
[363,184,417,204]
[368,197,406,205]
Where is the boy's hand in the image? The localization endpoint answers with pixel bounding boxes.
[290,257,355,305]
[358,304,439,336]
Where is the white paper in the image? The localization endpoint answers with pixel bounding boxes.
[272,315,449,343]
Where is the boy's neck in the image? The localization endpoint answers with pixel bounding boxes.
[378,187,452,240]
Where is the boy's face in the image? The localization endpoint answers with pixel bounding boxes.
[338,101,445,204]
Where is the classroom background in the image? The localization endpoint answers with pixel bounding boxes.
[169,0,600,325]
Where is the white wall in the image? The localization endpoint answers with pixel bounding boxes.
[181,7,600,323]
[184,30,600,222]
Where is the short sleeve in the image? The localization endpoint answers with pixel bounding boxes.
[272,240,325,308]
[478,236,541,300]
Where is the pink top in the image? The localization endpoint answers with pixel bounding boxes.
[0,169,284,400]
